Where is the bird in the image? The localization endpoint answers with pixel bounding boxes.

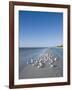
[31,58,33,64]
[37,62,43,69]
[54,57,57,61]
[50,64,54,67]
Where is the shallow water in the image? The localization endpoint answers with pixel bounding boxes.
[19,47,63,73]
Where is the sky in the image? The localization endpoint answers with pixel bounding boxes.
[19,10,63,47]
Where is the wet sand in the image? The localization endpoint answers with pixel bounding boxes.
[19,57,63,79]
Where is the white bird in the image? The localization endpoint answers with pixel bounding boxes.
[33,60,38,66]
[32,63,34,66]
[50,64,54,67]
[39,62,43,66]
[31,58,33,64]
[54,57,57,61]
[49,59,54,65]
[37,65,40,69]
[37,62,43,69]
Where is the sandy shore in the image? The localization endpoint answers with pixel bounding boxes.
[19,57,63,79]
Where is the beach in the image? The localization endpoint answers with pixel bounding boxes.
[19,47,63,79]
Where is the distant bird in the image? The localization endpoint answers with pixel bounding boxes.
[37,62,43,69]
[50,64,54,67]
[33,60,38,66]
[49,59,54,65]
[37,65,40,69]
[39,59,42,63]
[54,57,57,61]
[31,58,33,64]
[32,63,35,66]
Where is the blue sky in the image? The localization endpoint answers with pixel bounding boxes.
[19,11,63,47]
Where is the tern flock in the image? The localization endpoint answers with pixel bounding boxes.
[27,53,57,69]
